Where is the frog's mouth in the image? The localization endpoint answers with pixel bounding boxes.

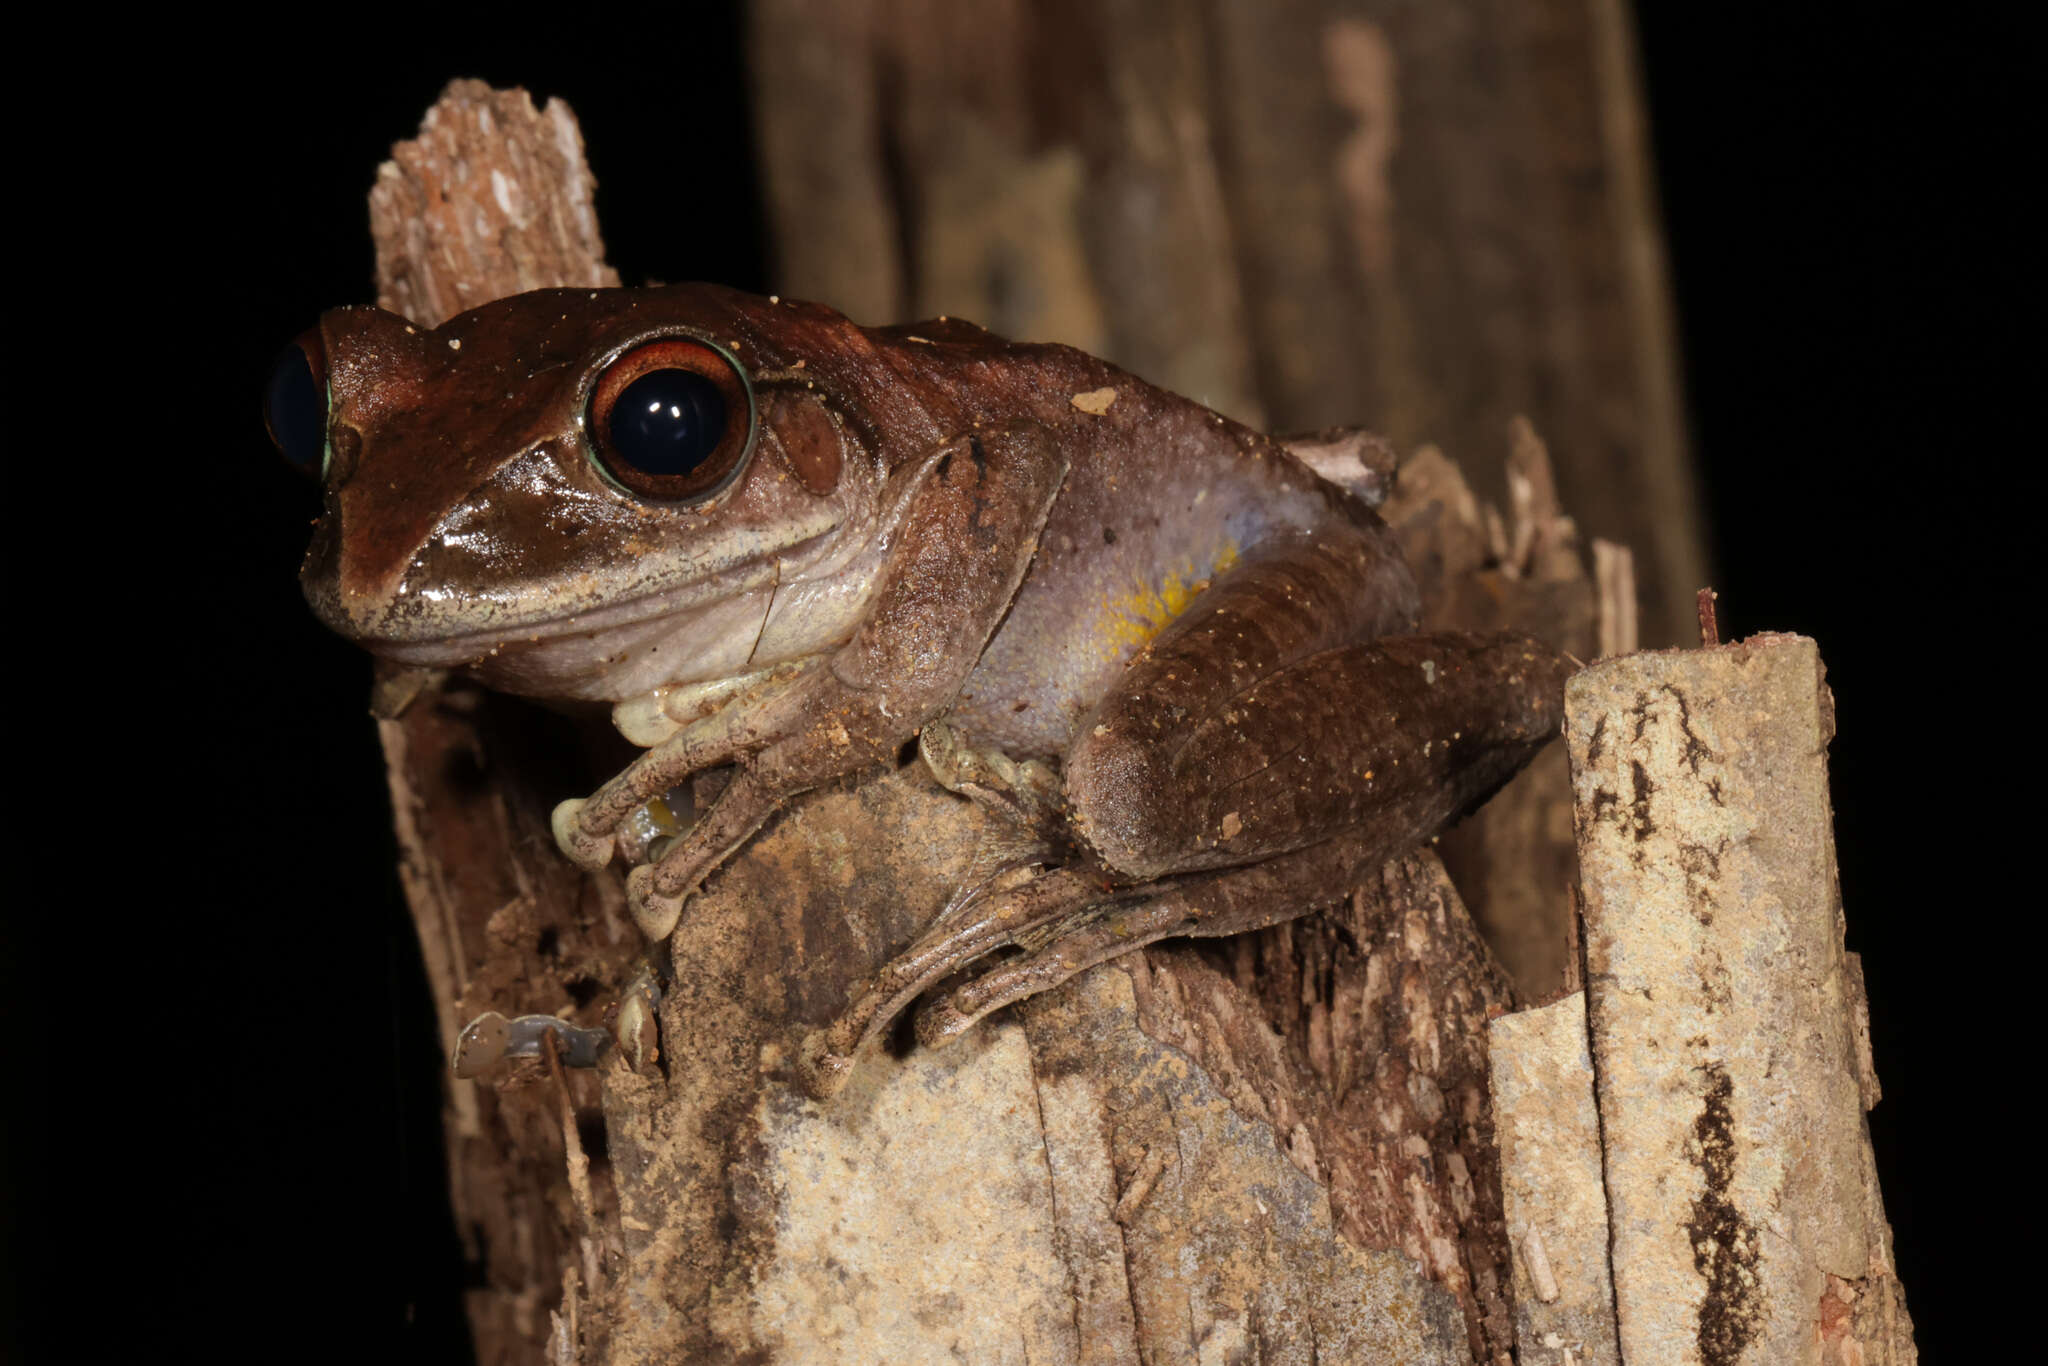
[367,553,790,658]
[307,512,838,653]
[312,517,878,702]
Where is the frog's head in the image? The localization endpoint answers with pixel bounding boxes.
[270,285,905,700]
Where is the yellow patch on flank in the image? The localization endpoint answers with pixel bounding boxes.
[1092,541,1240,663]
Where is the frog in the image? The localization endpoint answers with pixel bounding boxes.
[268,283,1570,1095]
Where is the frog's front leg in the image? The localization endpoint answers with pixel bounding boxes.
[553,426,1068,939]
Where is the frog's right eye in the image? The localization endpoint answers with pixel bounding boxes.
[264,330,329,478]
[586,337,757,503]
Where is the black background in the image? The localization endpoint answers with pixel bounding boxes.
[26,8,2014,1360]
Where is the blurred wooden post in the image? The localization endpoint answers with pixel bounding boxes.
[748,0,1704,646]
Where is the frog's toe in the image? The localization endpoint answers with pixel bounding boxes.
[796,1030,858,1100]
[917,723,1064,836]
[552,798,616,871]
[911,994,980,1047]
[626,863,686,939]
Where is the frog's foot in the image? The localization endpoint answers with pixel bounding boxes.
[798,866,1131,1097]
[911,890,1208,1045]
[804,825,1420,1092]
[551,666,822,873]
[917,721,1065,837]
[620,766,787,939]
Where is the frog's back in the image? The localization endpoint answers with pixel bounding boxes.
[857,319,1379,757]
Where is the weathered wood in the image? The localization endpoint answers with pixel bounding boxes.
[599,772,1493,1363]
[1487,992,1622,1364]
[1565,635,1916,1364]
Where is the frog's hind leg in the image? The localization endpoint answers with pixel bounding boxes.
[912,828,1389,1046]
[1065,627,1570,883]
[799,866,1168,1096]
[805,541,1567,1091]
[913,627,1568,1046]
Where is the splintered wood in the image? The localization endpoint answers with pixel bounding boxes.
[1487,993,1621,1365]
[1484,635,1916,1365]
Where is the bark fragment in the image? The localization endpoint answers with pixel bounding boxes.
[1487,992,1621,1364]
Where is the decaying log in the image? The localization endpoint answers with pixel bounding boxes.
[357,73,1913,1366]
[362,81,1629,1362]
[1483,632,1921,1366]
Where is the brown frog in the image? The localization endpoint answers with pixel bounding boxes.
[270,284,1569,1093]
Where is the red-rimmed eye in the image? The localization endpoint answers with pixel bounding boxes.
[586,337,756,502]
[264,327,329,477]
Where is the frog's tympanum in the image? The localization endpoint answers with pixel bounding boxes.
[270,285,1570,1093]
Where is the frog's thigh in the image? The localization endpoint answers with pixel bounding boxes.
[1065,628,1568,882]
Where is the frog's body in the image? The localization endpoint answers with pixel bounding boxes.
[289,283,1567,1092]
[307,287,1364,754]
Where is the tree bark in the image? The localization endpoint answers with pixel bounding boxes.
[1556,635,1916,1363]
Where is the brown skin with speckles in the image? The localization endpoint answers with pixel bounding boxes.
[294,283,1570,1091]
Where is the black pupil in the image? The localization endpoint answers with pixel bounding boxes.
[265,345,325,473]
[609,368,727,477]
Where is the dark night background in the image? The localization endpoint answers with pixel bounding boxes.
[24,8,2015,1360]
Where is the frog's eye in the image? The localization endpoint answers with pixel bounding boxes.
[586,337,756,502]
[264,329,329,478]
